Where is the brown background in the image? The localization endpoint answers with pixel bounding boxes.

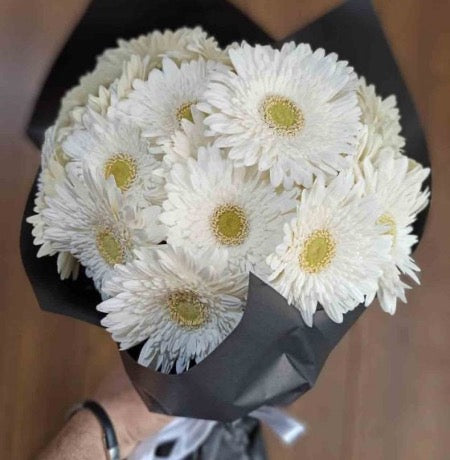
[0,0,449,459]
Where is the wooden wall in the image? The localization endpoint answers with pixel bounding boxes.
[0,1,449,458]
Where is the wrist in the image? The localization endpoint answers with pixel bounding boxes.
[97,399,138,457]
[68,401,126,459]
[71,410,106,454]
[38,410,106,460]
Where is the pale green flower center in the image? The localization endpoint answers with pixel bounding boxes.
[96,228,126,266]
[377,213,397,245]
[176,102,195,123]
[168,290,208,327]
[261,95,304,135]
[211,204,249,246]
[104,154,137,191]
[300,229,336,273]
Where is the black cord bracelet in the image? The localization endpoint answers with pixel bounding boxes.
[69,400,120,460]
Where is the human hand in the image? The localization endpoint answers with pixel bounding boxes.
[94,362,173,458]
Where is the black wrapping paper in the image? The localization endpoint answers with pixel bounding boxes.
[122,275,365,421]
[20,0,431,449]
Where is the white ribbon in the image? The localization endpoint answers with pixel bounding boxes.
[129,407,305,460]
[250,406,305,445]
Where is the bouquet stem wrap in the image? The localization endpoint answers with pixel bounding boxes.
[130,407,304,460]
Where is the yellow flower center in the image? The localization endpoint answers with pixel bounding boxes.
[176,102,195,123]
[377,213,397,245]
[104,154,137,192]
[211,204,249,246]
[261,95,304,135]
[96,228,126,266]
[299,229,336,273]
[168,290,208,327]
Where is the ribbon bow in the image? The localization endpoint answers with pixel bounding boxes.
[130,406,305,460]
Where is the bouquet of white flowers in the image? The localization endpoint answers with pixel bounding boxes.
[26,27,429,374]
[21,8,430,456]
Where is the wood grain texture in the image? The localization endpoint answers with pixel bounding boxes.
[0,1,119,458]
[0,1,449,459]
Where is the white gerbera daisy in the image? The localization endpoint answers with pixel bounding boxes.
[161,106,210,169]
[199,42,361,188]
[159,146,297,277]
[354,78,406,176]
[118,58,223,147]
[62,114,165,205]
[98,245,246,373]
[28,157,80,280]
[267,171,392,326]
[41,166,165,292]
[27,127,80,280]
[28,127,65,254]
[107,55,152,116]
[357,77,405,154]
[58,28,226,127]
[362,155,430,313]
[58,65,120,129]
[65,56,155,139]
[98,27,228,75]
